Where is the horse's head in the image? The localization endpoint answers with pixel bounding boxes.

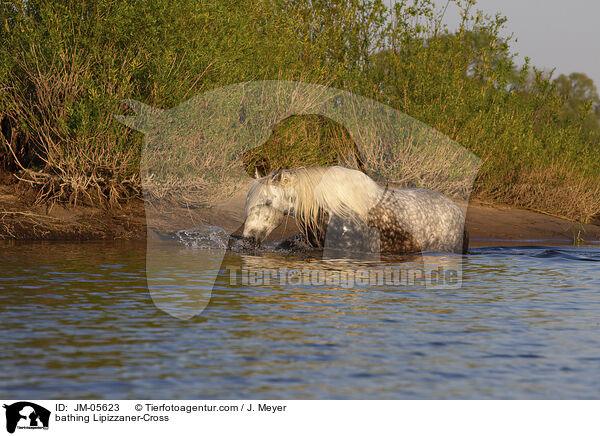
[242,169,296,246]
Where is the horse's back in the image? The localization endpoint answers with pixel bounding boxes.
[375,188,467,253]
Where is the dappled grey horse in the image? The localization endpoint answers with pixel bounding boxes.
[243,166,468,254]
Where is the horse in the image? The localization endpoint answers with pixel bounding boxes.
[242,166,468,254]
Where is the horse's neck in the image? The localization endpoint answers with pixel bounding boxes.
[289,168,385,221]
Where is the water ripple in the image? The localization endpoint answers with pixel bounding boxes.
[1,242,600,399]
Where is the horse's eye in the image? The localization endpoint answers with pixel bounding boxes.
[265,200,272,206]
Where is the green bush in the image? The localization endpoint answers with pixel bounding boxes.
[1,0,598,220]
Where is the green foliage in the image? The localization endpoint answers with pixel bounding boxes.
[553,72,600,135]
[0,0,598,220]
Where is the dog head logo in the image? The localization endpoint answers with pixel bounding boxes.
[115,81,480,318]
[3,402,50,434]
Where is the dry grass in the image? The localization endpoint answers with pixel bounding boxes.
[1,44,140,206]
[475,161,600,223]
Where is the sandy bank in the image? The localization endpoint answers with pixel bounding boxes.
[1,179,599,247]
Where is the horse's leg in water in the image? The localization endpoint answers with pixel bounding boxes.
[300,209,329,248]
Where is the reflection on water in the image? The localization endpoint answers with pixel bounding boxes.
[1,241,600,399]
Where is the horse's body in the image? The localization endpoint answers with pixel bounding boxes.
[243,166,468,254]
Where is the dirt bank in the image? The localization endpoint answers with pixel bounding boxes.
[465,201,600,246]
[1,178,599,246]
[0,180,146,240]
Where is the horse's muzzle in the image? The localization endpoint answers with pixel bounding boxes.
[240,235,263,250]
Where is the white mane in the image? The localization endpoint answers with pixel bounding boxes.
[248,166,383,232]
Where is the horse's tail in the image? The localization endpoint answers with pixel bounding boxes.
[462,227,469,254]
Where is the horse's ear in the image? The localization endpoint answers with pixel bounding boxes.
[256,165,274,178]
[270,168,282,182]
[274,169,292,185]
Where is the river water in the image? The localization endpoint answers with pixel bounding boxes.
[1,241,599,399]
